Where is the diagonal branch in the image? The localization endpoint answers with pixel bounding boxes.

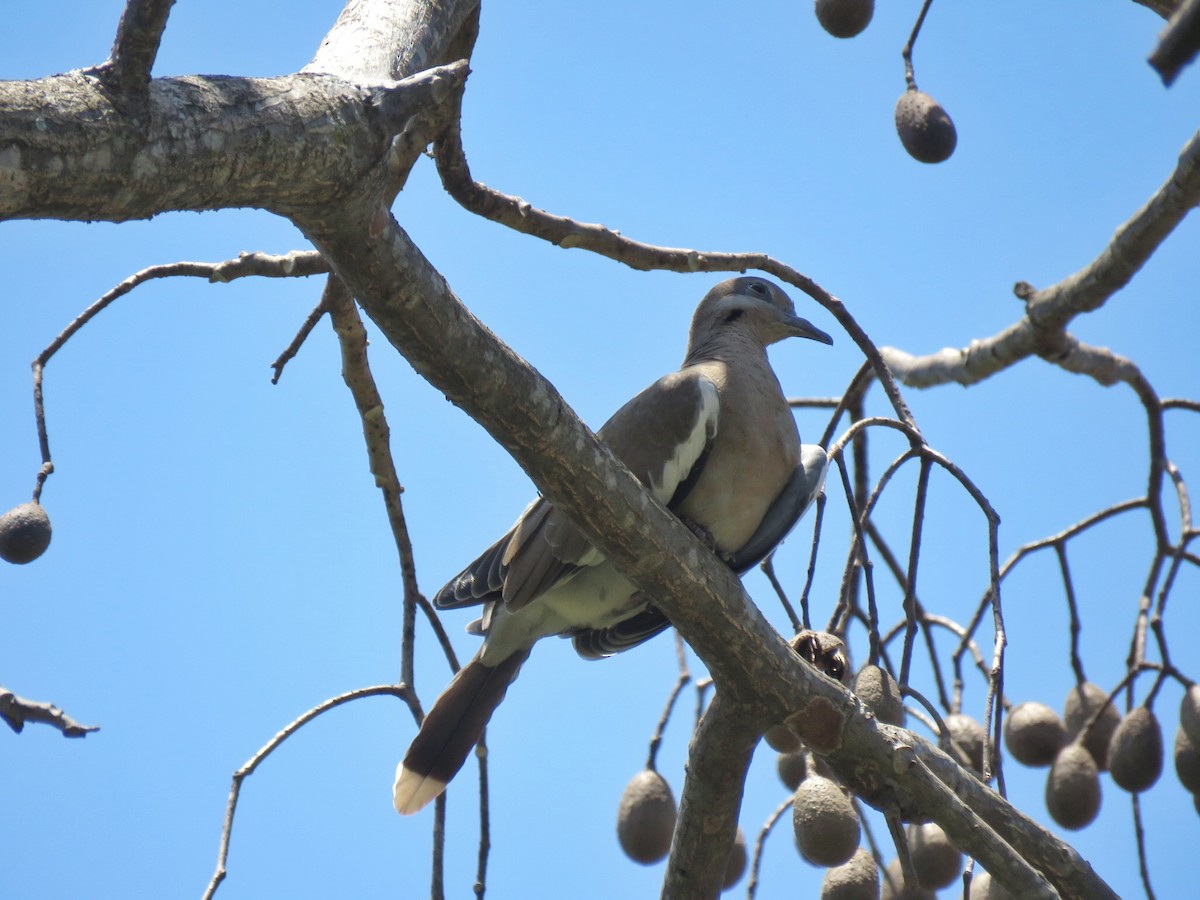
[881,128,1200,388]
[290,196,1118,899]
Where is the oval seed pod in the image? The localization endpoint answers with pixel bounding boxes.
[0,502,52,564]
[968,871,1015,899]
[945,713,987,775]
[854,665,905,726]
[793,775,861,868]
[880,858,937,899]
[815,0,874,38]
[777,750,808,791]
[765,722,803,754]
[1045,743,1101,830]
[1181,685,1200,747]
[1004,701,1066,768]
[894,89,957,164]
[616,770,676,864]
[1173,725,1200,793]
[1063,682,1121,770]
[1107,706,1163,794]
[821,847,879,899]
[907,822,962,890]
[722,827,747,891]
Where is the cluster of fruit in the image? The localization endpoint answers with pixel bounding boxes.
[772,665,1007,898]
[1007,683,1200,831]
[614,659,1200,896]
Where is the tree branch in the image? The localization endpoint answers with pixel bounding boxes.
[305,0,478,81]
[94,0,176,96]
[0,62,468,222]
[0,686,99,737]
[289,197,1117,899]
[664,693,759,897]
[202,684,415,900]
[881,128,1200,388]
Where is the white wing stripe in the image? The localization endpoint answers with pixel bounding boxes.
[652,378,720,503]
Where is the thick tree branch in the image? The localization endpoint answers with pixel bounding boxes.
[306,0,478,81]
[665,694,760,897]
[0,62,467,222]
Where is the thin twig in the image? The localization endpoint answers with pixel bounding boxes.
[901,0,938,90]
[271,299,329,384]
[202,684,413,900]
[745,796,793,900]
[29,252,328,501]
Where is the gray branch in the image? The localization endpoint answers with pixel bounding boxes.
[0,62,468,222]
[0,1,1132,894]
[881,128,1200,388]
[0,686,99,737]
[96,0,176,96]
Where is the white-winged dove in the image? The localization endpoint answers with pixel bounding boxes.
[393,276,833,815]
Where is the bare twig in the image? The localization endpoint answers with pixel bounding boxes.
[645,634,693,772]
[202,684,414,900]
[270,298,329,384]
[745,796,793,900]
[30,252,329,501]
[429,95,916,432]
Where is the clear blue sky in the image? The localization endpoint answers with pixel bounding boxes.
[3,2,1200,898]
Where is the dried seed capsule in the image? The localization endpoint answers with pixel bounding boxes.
[945,713,987,775]
[0,502,52,564]
[1063,682,1121,770]
[1108,707,1163,794]
[894,90,957,164]
[777,750,808,791]
[722,827,747,890]
[815,0,874,38]
[907,822,962,890]
[616,770,676,864]
[793,775,860,867]
[765,722,803,754]
[1173,725,1200,793]
[1004,702,1066,768]
[968,871,1015,899]
[821,847,879,899]
[1045,743,1101,830]
[854,665,905,726]
[880,858,937,899]
[1181,686,1200,747]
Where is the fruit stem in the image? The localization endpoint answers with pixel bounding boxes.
[901,0,937,92]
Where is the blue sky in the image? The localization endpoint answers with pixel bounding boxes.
[3,2,1200,898]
